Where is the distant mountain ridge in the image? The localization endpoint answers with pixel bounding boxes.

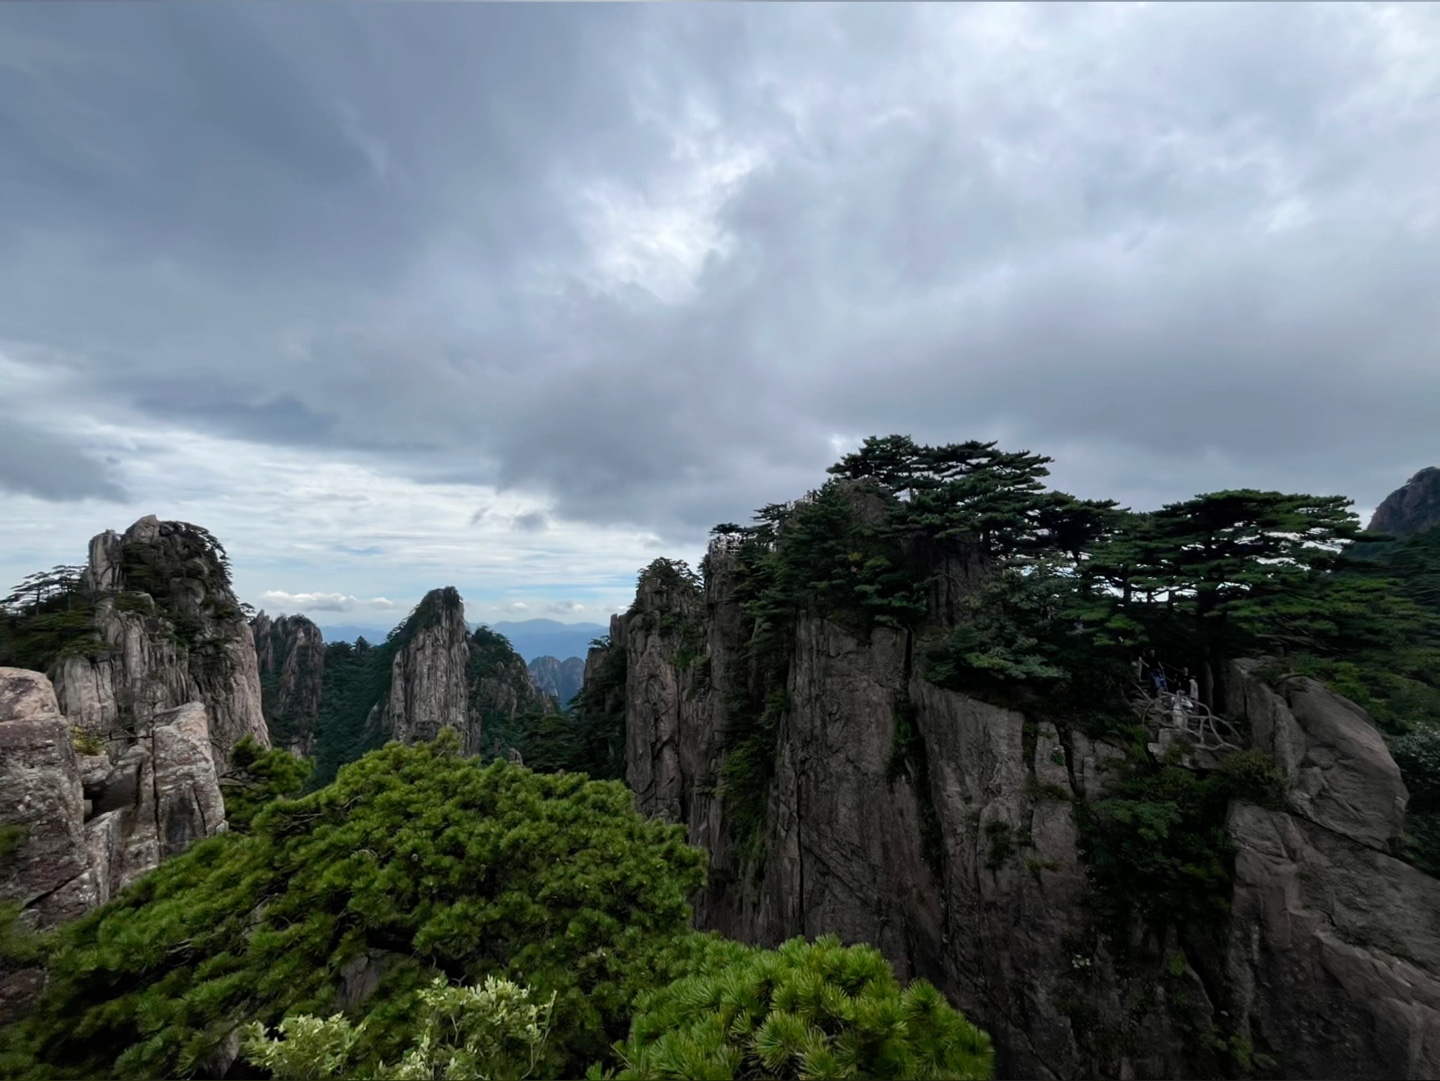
[484,620,607,664]
[316,617,607,663]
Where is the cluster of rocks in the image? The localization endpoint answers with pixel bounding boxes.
[2,514,262,962]
[0,668,226,931]
[0,668,227,1022]
[49,515,271,766]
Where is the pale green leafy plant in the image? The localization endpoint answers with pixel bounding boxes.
[242,975,556,1081]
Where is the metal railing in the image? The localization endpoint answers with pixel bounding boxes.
[1130,682,1245,759]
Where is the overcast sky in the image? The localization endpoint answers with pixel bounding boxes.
[2,3,1438,629]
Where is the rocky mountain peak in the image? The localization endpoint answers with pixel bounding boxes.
[40,516,269,767]
[527,655,585,708]
[370,587,471,751]
[1368,466,1440,537]
[252,611,326,756]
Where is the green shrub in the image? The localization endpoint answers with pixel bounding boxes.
[616,934,993,1081]
[220,735,313,831]
[69,727,106,756]
[1393,724,1440,811]
[243,974,555,1081]
[1,733,707,1080]
[1075,753,1285,935]
[0,900,43,972]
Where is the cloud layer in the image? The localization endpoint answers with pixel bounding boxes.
[2,3,1436,619]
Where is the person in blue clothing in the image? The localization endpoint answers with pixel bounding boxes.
[1146,653,1168,696]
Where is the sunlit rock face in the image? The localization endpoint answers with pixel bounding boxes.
[607,548,1440,1080]
[369,587,472,750]
[1369,466,1440,538]
[50,515,270,768]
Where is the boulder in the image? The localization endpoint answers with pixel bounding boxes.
[1228,803,1440,1078]
[1228,659,1408,849]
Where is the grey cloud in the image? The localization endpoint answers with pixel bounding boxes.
[2,3,1438,541]
[0,417,127,502]
[133,391,337,446]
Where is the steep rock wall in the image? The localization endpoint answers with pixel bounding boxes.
[368,590,551,758]
[0,668,226,930]
[613,550,1440,1080]
[528,655,585,708]
[369,589,472,751]
[49,516,268,764]
[1369,466,1440,538]
[252,612,326,755]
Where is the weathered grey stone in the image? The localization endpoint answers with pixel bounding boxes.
[1368,466,1440,538]
[369,588,551,757]
[150,702,227,859]
[52,516,271,767]
[0,667,64,723]
[1228,660,1408,849]
[1228,803,1440,1079]
[371,593,471,752]
[0,668,227,931]
[252,612,326,755]
[528,655,584,708]
[615,546,1440,1079]
[0,675,96,927]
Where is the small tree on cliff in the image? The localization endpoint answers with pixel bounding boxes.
[1087,490,1385,702]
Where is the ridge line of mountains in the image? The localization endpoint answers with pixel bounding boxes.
[4,460,1440,1078]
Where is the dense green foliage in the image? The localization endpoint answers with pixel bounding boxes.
[220,736,313,832]
[243,975,556,1081]
[1075,751,1285,934]
[616,934,994,1080]
[556,637,628,783]
[0,566,103,671]
[310,635,399,784]
[0,735,707,1080]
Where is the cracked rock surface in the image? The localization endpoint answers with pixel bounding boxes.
[1,668,226,933]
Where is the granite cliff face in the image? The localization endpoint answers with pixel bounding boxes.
[604,543,1440,1080]
[528,655,585,708]
[252,612,325,756]
[1369,466,1440,538]
[369,588,473,751]
[48,516,269,766]
[0,667,226,930]
[367,589,552,758]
